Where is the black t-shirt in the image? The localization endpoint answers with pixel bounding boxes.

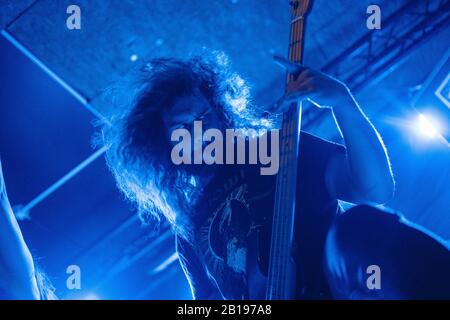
[176,131,345,299]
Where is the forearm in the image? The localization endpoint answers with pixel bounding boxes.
[1,185,40,299]
[271,57,394,203]
[332,93,394,203]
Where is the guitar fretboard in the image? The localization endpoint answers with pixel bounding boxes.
[265,0,310,300]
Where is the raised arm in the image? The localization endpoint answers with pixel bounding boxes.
[0,159,40,299]
[273,56,395,204]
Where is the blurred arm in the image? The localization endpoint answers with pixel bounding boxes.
[0,159,40,299]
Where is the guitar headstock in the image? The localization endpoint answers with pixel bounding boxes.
[289,0,311,19]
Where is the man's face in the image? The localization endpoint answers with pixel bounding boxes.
[162,91,223,147]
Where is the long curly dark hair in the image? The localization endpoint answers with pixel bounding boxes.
[96,52,275,240]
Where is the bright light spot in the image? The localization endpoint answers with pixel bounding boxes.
[82,293,100,300]
[417,113,440,138]
[130,54,138,62]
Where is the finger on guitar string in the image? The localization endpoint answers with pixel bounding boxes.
[286,80,312,97]
[272,55,308,76]
[269,90,310,114]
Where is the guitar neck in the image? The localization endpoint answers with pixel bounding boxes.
[265,0,311,300]
[287,5,306,80]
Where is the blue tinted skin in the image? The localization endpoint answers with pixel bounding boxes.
[0,159,40,299]
[162,60,394,205]
[162,90,223,146]
[273,56,394,205]
[162,90,225,181]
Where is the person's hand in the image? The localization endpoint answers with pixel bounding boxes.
[270,56,353,113]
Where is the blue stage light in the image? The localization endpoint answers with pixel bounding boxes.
[81,293,100,300]
[130,54,139,62]
[417,113,441,139]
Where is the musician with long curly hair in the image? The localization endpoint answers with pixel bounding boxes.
[2,53,449,299]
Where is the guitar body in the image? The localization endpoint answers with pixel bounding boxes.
[204,166,306,299]
[246,211,302,299]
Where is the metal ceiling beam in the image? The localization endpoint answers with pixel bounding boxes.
[322,0,450,92]
[303,0,450,127]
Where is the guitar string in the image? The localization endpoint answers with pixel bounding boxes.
[270,21,295,299]
[279,16,303,298]
[267,11,304,299]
